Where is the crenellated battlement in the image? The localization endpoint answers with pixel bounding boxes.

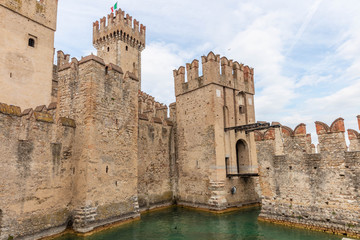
[56,51,135,79]
[348,117,360,151]
[138,90,172,123]
[93,9,146,50]
[0,0,59,30]
[174,52,254,97]
[255,116,360,154]
[257,116,360,237]
[0,101,76,128]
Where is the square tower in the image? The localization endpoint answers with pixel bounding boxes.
[0,0,58,109]
[174,52,259,210]
[93,9,145,89]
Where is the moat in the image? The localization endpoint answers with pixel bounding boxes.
[54,207,342,240]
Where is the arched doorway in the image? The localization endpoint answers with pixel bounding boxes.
[236,139,249,174]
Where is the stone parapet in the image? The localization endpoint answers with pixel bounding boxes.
[174,52,254,97]
[256,116,360,238]
[93,9,145,50]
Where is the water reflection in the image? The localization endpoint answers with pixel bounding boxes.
[55,207,341,240]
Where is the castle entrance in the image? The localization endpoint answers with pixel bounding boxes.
[236,139,249,174]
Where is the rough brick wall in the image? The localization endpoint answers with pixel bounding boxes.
[137,91,176,211]
[137,119,174,210]
[257,117,360,238]
[0,103,76,240]
[57,54,140,233]
[174,52,260,210]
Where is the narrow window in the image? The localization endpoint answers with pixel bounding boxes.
[106,166,109,173]
[225,157,229,177]
[239,105,245,114]
[105,66,108,75]
[28,38,35,47]
[126,46,128,51]
[10,73,12,78]
[107,47,110,52]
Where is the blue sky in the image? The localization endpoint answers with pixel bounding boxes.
[55,0,360,144]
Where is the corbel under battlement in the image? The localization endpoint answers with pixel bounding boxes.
[92,8,145,50]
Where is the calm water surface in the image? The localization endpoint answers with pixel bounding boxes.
[55,207,342,240]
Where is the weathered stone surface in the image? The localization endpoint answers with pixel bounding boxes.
[174,53,259,210]
[59,117,76,128]
[34,111,54,123]
[93,10,145,88]
[0,110,75,239]
[0,103,21,116]
[0,0,58,109]
[137,90,175,211]
[57,56,140,233]
[2,2,360,240]
[257,119,360,238]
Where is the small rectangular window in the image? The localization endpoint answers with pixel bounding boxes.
[28,34,37,48]
[28,38,35,47]
[239,105,245,114]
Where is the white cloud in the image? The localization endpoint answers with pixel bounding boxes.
[54,0,360,144]
[141,42,187,105]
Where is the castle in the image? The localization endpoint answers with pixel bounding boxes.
[0,1,359,239]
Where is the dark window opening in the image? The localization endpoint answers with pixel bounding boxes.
[10,73,12,78]
[105,66,108,75]
[126,46,128,51]
[225,157,230,176]
[106,166,109,173]
[239,105,245,114]
[107,47,110,52]
[28,38,35,47]
[236,139,249,174]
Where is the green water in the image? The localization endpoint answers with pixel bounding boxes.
[55,207,342,240]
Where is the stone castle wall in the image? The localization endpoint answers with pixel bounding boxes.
[0,49,179,239]
[174,52,260,210]
[57,53,140,233]
[2,2,360,238]
[137,91,176,210]
[0,103,76,239]
[256,116,360,238]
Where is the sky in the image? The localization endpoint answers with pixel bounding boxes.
[55,0,360,145]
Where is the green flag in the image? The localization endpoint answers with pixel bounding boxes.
[111,2,118,13]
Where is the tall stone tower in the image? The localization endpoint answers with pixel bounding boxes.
[174,52,259,210]
[93,9,145,89]
[0,0,58,109]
